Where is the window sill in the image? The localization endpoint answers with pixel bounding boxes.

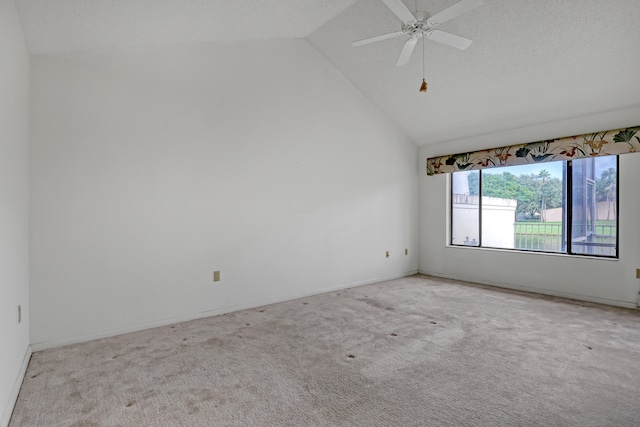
[445,244,619,261]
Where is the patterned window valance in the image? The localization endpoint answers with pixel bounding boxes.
[426,126,640,176]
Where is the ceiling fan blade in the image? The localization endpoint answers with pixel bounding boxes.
[352,31,405,47]
[396,37,418,66]
[427,30,473,50]
[429,0,483,26]
[381,0,416,22]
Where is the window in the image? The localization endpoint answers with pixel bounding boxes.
[450,156,618,257]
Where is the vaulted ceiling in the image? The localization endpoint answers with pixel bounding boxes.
[15,0,640,147]
[15,0,360,53]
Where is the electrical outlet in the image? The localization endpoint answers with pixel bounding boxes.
[385,251,389,258]
[17,305,21,324]
[405,248,409,255]
[213,271,221,282]
[636,268,640,279]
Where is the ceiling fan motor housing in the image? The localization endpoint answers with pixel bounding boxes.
[402,19,436,38]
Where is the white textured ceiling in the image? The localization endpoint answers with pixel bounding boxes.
[309,0,640,146]
[15,0,640,147]
[15,0,359,54]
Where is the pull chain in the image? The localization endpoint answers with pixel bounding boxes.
[420,36,428,93]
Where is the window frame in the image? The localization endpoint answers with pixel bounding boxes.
[449,156,619,259]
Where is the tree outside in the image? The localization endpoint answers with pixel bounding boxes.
[471,170,562,220]
[596,167,616,220]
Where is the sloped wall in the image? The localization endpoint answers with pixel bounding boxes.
[29,40,419,348]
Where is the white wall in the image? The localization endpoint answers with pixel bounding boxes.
[481,197,517,249]
[29,40,419,349]
[0,0,31,425]
[451,195,516,248]
[419,109,640,307]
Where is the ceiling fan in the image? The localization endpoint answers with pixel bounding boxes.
[352,0,483,66]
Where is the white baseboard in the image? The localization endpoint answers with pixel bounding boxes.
[418,270,638,309]
[1,345,32,427]
[31,270,419,352]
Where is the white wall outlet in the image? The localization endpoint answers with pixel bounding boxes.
[385,251,389,258]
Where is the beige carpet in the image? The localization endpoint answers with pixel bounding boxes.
[10,275,640,426]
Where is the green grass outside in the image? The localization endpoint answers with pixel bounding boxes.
[514,221,617,235]
[513,221,616,252]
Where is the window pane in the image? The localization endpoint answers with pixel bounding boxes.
[451,170,479,246]
[571,157,617,256]
[481,162,565,252]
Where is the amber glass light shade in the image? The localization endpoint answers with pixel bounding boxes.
[419,79,428,93]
